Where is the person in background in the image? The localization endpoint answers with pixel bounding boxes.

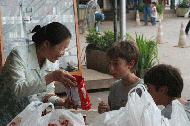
[144,64,190,120]
[143,0,151,25]
[0,22,77,125]
[185,20,190,35]
[150,2,157,26]
[98,41,143,114]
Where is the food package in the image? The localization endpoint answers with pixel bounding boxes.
[73,75,91,110]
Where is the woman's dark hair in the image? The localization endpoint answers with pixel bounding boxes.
[106,40,139,72]
[144,64,183,98]
[32,22,71,47]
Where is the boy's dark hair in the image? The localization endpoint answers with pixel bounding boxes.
[144,64,183,98]
[32,22,71,47]
[106,40,139,72]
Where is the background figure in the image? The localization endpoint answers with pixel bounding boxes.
[86,0,100,29]
[143,0,151,25]
[185,20,190,35]
[134,0,140,9]
[150,2,157,26]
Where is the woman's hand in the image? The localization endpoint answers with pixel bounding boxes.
[64,97,76,109]
[45,70,77,87]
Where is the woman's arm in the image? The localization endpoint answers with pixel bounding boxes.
[1,49,46,98]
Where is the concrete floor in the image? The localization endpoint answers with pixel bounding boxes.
[80,16,190,123]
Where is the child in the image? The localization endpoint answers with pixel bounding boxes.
[144,64,190,120]
[98,40,143,114]
[150,2,157,26]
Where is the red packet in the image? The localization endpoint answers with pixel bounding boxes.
[73,75,91,110]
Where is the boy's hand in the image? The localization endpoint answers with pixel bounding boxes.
[98,101,110,114]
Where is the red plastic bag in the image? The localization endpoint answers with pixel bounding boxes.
[73,75,91,110]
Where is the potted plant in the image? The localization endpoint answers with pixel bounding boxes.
[176,0,189,17]
[85,28,134,73]
[85,28,115,73]
[135,34,159,78]
[86,29,159,76]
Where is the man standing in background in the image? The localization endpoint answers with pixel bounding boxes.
[143,0,151,25]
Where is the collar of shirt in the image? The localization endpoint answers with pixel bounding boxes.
[27,43,57,72]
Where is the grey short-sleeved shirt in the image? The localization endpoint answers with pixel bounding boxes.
[108,79,144,110]
[161,101,190,120]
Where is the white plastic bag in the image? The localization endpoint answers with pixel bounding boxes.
[65,87,81,106]
[7,101,53,126]
[90,84,170,126]
[47,109,85,126]
[169,100,190,126]
[90,107,128,126]
[7,101,85,126]
[125,84,169,126]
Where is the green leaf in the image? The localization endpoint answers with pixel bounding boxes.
[135,34,159,78]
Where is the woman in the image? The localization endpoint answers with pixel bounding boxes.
[0,22,76,125]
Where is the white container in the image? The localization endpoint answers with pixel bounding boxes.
[65,87,81,106]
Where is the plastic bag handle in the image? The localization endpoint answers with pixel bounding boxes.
[128,84,146,97]
[36,102,54,115]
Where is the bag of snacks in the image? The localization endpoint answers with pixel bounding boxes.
[70,71,91,110]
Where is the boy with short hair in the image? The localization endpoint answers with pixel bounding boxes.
[98,40,143,113]
[144,64,190,120]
